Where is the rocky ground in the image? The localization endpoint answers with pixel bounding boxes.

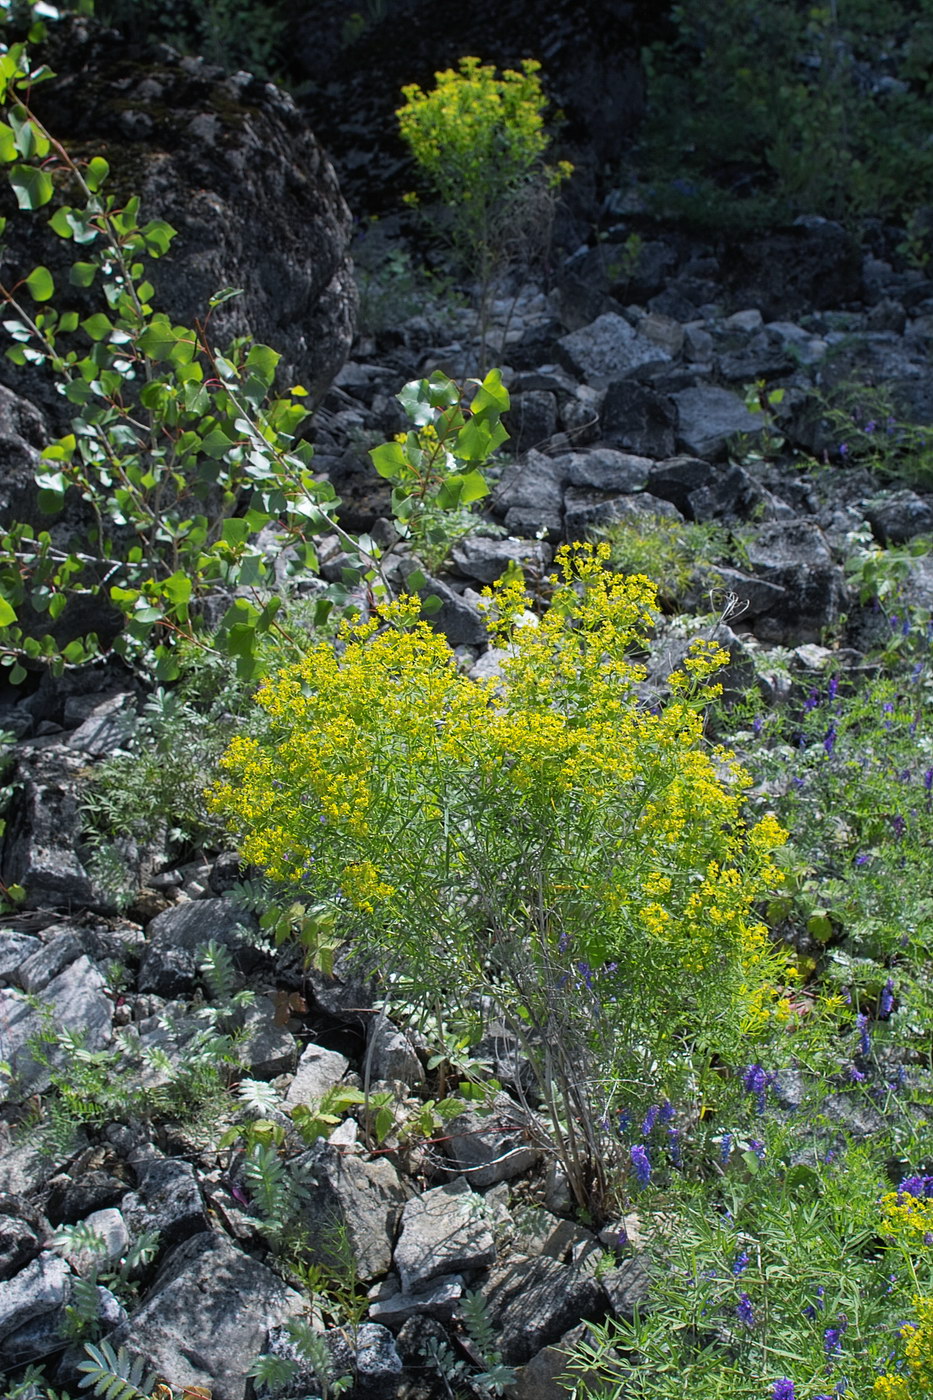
[0,19,932,1400]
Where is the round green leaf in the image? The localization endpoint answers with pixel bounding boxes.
[24,265,54,301]
[9,163,53,210]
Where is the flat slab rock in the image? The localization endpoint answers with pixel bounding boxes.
[105,1230,304,1400]
[482,1253,607,1366]
[394,1177,496,1293]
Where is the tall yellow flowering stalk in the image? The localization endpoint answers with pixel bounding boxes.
[210,544,787,1217]
[396,56,572,369]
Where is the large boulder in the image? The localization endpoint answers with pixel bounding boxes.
[2,17,356,417]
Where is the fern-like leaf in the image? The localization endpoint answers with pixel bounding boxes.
[76,1338,157,1400]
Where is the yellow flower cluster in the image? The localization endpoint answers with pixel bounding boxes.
[880,1191,933,1242]
[875,1296,933,1400]
[210,543,789,1069]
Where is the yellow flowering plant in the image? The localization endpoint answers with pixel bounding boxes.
[396,56,572,369]
[210,543,788,1219]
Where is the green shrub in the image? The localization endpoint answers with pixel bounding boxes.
[210,543,790,1219]
[640,0,933,229]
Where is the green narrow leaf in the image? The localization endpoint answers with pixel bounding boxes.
[24,265,54,301]
[9,163,53,210]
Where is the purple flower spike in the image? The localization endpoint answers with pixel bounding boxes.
[720,1133,733,1164]
[856,1013,871,1057]
[630,1144,651,1187]
[733,1250,750,1276]
[880,979,895,1019]
[736,1292,755,1327]
[773,1380,796,1400]
[641,1104,660,1136]
[823,724,837,756]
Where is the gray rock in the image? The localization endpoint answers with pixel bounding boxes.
[394,1178,497,1293]
[16,928,85,993]
[745,520,848,643]
[284,1042,349,1107]
[557,313,672,387]
[368,1272,464,1325]
[0,749,95,908]
[0,1124,82,1197]
[705,567,790,622]
[235,996,298,1080]
[325,1321,403,1391]
[0,932,42,984]
[297,1142,409,1283]
[599,379,678,459]
[864,489,933,544]
[821,1093,887,1137]
[450,535,552,585]
[647,456,763,521]
[445,1098,541,1186]
[600,1255,651,1319]
[511,1324,588,1400]
[0,956,112,1099]
[17,26,355,402]
[0,384,48,526]
[494,448,568,538]
[0,1209,42,1281]
[137,899,257,997]
[721,220,863,319]
[0,1252,71,1361]
[122,1158,209,1250]
[65,1209,128,1274]
[482,1254,606,1366]
[66,693,137,757]
[506,390,559,454]
[672,386,764,460]
[105,1231,304,1400]
[367,1015,424,1088]
[559,448,653,494]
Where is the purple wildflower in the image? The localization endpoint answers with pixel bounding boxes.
[773,1380,796,1400]
[879,979,895,1019]
[828,676,839,701]
[576,960,594,990]
[847,1066,866,1083]
[733,1250,750,1276]
[753,714,764,736]
[736,1292,755,1328]
[641,1104,660,1136]
[659,1099,675,1123]
[742,1063,771,1113]
[824,724,837,756]
[854,852,870,867]
[856,1013,871,1057]
[748,1138,766,1161]
[899,1174,933,1200]
[630,1144,651,1187]
[824,1317,848,1355]
[720,1133,733,1164]
[865,420,876,432]
[838,443,849,457]
[804,689,820,712]
[925,768,933,792]
[891,814,906,838]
